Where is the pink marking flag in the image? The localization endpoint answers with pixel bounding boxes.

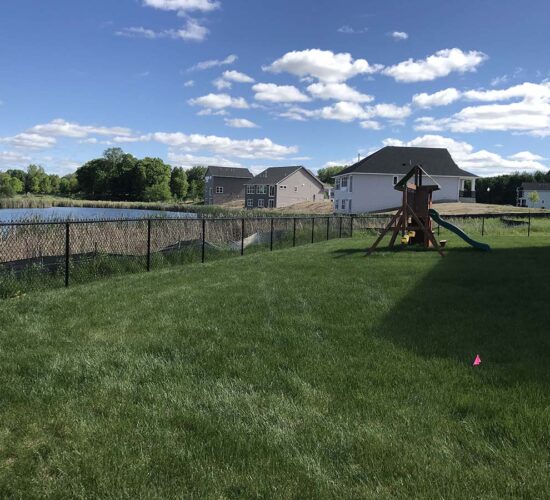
[473,355,481,366]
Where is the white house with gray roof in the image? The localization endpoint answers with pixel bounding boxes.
[333,146,478,214]
[245,166,324,209]
[517,182,550,208]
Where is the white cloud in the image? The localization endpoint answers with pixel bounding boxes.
[264,49,383,83]
[189,93,249,109]
[415,82,550,136]
[167,151,242,168]
[253,83,311,103]
[383,48,487,83]
[143,0,219,13]
[509,151,546,161]
[197,108,229,116]
[366,103,411,120]
[116,18,209,42]
[183,80,195,87]
[280,101,410,124]
[0,133,56,149]
[359,120,382,130]
[383,134,548,176]
[224,118,259,128]
[188,54,238,72]
[116,27,158,39]
[412,88,461,108]
[316,101,369,122]
[169,19,209,41]
[0,150,32,168]
[307,82,373,103]
[462,82,550,102]
[337,25,367,34]
[29,119,132,138]
[152,132,297,159]
[212,78,232,90]
[390,31,408,40]
[222,70,254,83]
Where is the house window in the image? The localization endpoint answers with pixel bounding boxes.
[268,199,275,208]
[257,185,267,195]
[215,186,224,194]
[349,176,353,193]
[246,185,254,195]
[335,199,339,210]
[335,178,340,190]
[258,199,265,208]
[341,177,348,189]
[393,176,398,185]
[349,199,352,212]
[246,199,253,208]
[341,199,346,210]
[269,185,275,197]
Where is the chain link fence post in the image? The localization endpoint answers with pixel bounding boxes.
[270,218,274,251]
[65,221,70,287]
[147,219,152,272]
[293,218,296,247]
[201,218,206,263]
[241,218,245,256]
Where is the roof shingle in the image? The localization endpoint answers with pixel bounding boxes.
[205,166,253,178]
[336,146,476,178]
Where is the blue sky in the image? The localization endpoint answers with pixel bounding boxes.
[1,0,550,177]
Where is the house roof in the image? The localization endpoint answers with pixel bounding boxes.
[248,166,323,187]
[336,146,477,178]
[205,166,253,178]
[521,182,550,191]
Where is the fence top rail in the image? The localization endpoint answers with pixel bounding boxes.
[1,210,546,227]
[0,214,355,227]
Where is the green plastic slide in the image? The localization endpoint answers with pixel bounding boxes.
[429,209,491,251]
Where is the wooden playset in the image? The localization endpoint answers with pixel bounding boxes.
[368,165,445,257]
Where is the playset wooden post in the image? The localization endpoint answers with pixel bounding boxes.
[368,165,444,257]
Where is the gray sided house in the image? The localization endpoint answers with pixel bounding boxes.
[333,146,478,214]
[244,166,325,209]
[204,166,253,205]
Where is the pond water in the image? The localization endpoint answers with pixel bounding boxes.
[0,207,197,223]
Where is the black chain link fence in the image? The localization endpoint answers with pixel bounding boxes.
[2,212,549,298]
[0,216,354,298]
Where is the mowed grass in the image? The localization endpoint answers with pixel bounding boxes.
[0,232,549,498]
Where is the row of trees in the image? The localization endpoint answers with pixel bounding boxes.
[0,149,208,202]
[475,171,550,205]
[76,148,207,201]
[0,165,79,198]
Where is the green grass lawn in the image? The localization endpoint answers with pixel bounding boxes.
[0,233,549,497]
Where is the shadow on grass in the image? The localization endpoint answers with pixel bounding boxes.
[336,243,550,387]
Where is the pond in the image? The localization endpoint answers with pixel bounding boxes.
[0,207,197,223]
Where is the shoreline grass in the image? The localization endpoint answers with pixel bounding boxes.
[0,235,548,496]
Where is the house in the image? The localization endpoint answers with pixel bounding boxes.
[333,146,478,214]
[244,166,324,209]
[517,182,550,208]
[204,166,253,205]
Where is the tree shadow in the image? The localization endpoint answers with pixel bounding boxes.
[338,244,550,388]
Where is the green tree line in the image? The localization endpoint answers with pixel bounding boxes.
[475,171,550,205]
[0,148,207,202]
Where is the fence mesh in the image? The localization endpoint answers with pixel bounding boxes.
[2,213,550,298]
